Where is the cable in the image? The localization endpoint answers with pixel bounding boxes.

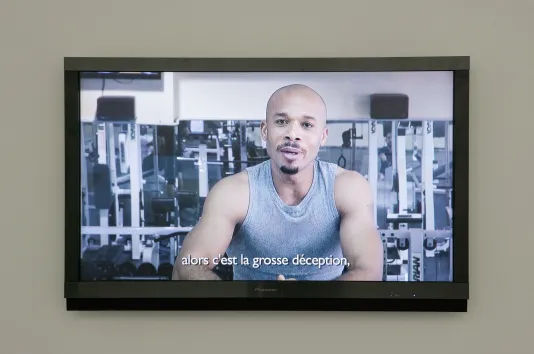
[113,78,135,85]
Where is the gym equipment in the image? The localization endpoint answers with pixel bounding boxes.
[150,197,178,262]
[157,262,174,279]
[368,120,379,225]
[83,114,267,271]
[407,121,453,230]
[420,121,436,230]
[81,245,101,262]
[183,132,224,160]
[151,197,176,226]
[136,262,157,276]
[370,118,453,232]
[80,260,100,281]
[337,148,346,168]
[82,244,124,263]
[81,128,91,229]
[81,226,193,272]
[386,122,424,229]
[93,164,113,209]
[175,191,200,227]
[83,102,180,260]
[94,261,118,280]
[140,237,160,268]
[338,125,364,170]
[179,131,224,199]
[81,259,118,280]
[433,161,453,179]
[83,113,144,258]
[81,226,192,235]
[153,230,189,265]
[341,127,363,148]
[380,229,452,282]
[117,262,137,276]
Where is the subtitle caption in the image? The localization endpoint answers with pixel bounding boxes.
[181,254,350,269]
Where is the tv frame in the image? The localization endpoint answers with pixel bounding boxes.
[65,56,470,312]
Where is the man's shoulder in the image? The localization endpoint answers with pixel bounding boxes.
[334,167,367,186]
[204,171,250,220]
[211,170,249,194]
[333,167,371,214]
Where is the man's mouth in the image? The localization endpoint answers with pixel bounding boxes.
[280,147,300,155]
[280,147,302,161]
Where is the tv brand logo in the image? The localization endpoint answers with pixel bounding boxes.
[254,288,278,292]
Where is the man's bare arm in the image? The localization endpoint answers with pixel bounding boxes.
[334,171,384,281]
[172,173,248,280]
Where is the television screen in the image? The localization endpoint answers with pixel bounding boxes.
[66,57,469,311]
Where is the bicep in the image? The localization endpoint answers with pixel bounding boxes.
[179,216,235,269]
[339,206,382,271]
[336,172,383,272]
[179,179,245,268]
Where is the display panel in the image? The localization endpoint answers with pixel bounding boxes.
[80,71,454,282]
[65,57,469,311]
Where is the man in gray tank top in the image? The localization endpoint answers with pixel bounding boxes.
[173,84,383,281]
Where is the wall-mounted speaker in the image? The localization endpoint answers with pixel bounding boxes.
[95,96,136,122]
[370,94,409,119]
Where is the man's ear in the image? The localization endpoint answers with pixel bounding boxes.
[260,120,268,141]
[320,127,328,146]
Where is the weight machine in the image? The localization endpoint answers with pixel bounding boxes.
[81,116,258,270]
[380,229,452,282]
[368,120,379,226]
[374,120,454,281]
[376,120,437,231]
[81,96,188,265]
[385,122,424,229]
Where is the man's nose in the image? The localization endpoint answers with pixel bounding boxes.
[284,122,301,141]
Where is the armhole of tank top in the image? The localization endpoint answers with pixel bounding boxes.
[329,162,341,221]
[235,168,255,233]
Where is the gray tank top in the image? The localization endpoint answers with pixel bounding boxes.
[226,159,345,281]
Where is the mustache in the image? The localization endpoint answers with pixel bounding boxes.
[276,142,302,151]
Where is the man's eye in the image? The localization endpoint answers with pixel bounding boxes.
[303,122,314,128]
[276,119,287,125]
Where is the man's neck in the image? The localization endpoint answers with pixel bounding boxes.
[270,160,315,205]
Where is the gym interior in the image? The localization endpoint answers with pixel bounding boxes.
[79,71,454,282]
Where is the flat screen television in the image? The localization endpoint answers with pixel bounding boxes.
[64,57,469,312]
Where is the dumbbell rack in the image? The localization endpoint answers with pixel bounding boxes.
[81,226,193,268]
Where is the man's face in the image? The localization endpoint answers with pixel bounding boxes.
[260,88,328,175]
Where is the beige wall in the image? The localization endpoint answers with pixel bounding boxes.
[1,0,531,353]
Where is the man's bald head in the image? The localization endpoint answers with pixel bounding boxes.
[261,84,329,176]
[265,84,327,124]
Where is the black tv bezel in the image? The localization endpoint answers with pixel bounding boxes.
[65,57,469,312]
